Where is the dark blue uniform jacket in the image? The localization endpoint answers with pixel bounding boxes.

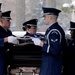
[64,38,75,75]
[0,26,12,75]
[39,22,66,75]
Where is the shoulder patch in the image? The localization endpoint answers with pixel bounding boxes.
[47,29,62,43]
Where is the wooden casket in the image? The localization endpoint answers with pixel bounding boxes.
[8,44,42,67]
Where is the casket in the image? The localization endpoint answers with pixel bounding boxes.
[9,44,42,67]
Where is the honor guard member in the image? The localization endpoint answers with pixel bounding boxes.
[0,10,18,75]
[23,18,45,41]
[63,21,75,75]
[22,19,44,46]
[39,7,66,75]
[21,19,37,44]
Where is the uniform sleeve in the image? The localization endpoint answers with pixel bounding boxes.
[47,29,61,55]
[0,38,4,47]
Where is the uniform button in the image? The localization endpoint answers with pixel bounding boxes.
[72,43,74,46]
[7,49,9,51]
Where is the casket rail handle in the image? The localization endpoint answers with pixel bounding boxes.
[12,36,35,46]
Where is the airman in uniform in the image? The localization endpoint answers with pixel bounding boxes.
[0,10,18,75]
[39,7,66,75]
[63,21,75,75]
[21,19,45,46]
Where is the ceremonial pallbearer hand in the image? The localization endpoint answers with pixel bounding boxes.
[8,36,19,44]
[31,37,41,46]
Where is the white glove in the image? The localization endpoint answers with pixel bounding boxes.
[8,36,19,44]
[31,37,41,46]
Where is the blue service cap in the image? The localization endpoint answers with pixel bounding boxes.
[42,7,61,16]
[2,11,12,20]
[23,19,38,27]
[69,21,75,30]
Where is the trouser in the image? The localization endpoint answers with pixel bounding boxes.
[0,55,5,75]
